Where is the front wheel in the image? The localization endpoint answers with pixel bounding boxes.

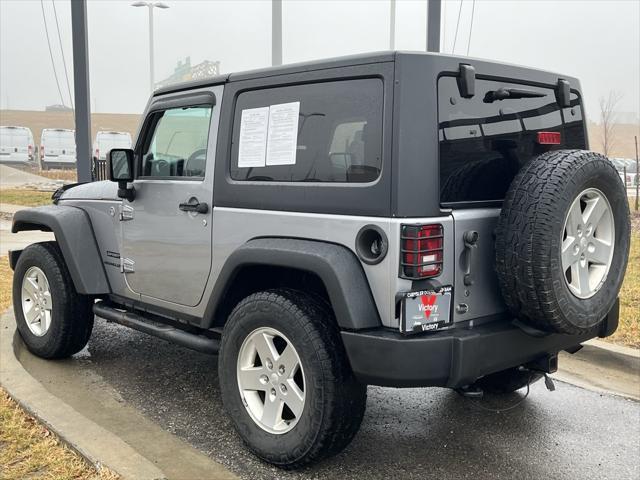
[218,289,367,469]
[12,242,94,359]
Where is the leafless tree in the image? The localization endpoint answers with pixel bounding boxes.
[599,91,623,157]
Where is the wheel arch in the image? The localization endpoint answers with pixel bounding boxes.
[11,205,111,295]
[202,237,381,331]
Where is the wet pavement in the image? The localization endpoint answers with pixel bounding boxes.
[19,318,640,480]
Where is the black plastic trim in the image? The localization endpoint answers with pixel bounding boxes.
[11,205,111,294]
[147,91,216,112]
[355,224,388,265]
[201,237,381,330]
[342,306,618,388]
[93,302,219,354]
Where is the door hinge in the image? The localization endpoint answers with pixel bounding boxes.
[120,257,135,273]
[119,204,134,221]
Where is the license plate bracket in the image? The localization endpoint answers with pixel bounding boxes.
[400,286,453,334]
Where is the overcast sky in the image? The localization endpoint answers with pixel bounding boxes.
[1,0,638,122]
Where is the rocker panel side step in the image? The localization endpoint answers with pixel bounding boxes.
[93,302,219,355]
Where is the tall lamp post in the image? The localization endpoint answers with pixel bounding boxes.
[426,0,441,52]
[131,1,169,93]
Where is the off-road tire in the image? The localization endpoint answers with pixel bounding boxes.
[218,289,367,469]
[12,242,94,358]
[495,150,630,334]
[476,367,542,394]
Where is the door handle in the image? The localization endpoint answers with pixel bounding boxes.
[461,230,479,286]
[179,201,208,214]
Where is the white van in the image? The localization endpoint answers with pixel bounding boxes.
[0,126,35,165]
[93,131,132,162]
[40,128,76,170]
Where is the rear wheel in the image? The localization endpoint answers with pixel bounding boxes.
[12,242,94,359]
[218,289,366,468]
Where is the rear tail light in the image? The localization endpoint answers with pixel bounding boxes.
[28,144,32,156]
[40,145,44,157]
[401,224,443,279]
[537,131,561,145]
[95,148,99,159]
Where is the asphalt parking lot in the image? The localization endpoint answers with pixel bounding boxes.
[18,318,640,480]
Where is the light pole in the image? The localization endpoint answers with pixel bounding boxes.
[272,0,282,66]
[426,0,441,52]
[131,1,169,93]
[389,0,396,50]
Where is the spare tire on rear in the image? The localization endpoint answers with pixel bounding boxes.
[495,150,630,334]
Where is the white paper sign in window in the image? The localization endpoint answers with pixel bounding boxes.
[238,106,269,168]
[266,101,300,166]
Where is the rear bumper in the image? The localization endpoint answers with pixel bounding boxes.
[342,300,619,388]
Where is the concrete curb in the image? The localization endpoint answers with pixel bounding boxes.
[1,309,239,480]
[1,311,167,480]
[555,339,640,402]
[585,338,639,357]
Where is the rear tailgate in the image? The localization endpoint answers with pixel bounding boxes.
[437,73,587,323]
[450,208,505,323]
[43,131,76,160]
[0,128,31,161]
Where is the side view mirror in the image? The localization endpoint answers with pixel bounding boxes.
[108,149,136,201]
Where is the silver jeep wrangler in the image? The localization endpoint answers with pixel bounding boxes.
[10,52,630,468]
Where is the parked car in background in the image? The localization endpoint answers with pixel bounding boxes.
[0,126,36,166]
[92,131,132,163]
[40,128,77,170]
[610,157,638,187]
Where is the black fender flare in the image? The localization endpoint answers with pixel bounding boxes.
[203,237,382,330]
[11,205,110,295]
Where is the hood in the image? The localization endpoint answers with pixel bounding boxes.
[57,181,119,201]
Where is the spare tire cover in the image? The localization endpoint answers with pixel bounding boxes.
[495,150,630,334]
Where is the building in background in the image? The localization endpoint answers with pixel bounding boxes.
[45,104,73,112]
[154,57,221,90]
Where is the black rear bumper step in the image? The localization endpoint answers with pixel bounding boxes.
[93,302,219,355]
[342,300,619,388]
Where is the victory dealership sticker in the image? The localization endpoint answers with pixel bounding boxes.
[401,286,453,334]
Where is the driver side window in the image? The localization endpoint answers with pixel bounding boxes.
[141,105,212,178]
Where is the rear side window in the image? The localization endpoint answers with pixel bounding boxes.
[438,76,585,204]
[230,78,383,183]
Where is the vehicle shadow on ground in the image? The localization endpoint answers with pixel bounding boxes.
[17,319,639,480]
